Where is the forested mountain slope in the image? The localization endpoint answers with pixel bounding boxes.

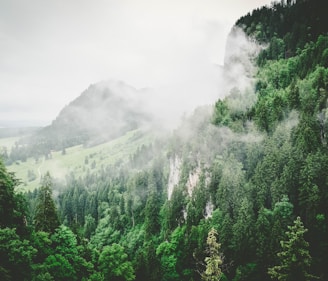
[1,0,328,280]
[39,80,152,149]
[2,81,153,163]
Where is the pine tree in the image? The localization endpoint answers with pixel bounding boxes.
[0,159,18,228]
[202,228,223,281]
[268,216,316,281]
[144,174,160,239]
[34,172,59,233]
[0,158,27,232]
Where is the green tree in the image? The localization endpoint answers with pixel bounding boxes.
[272,197,293,247]
[0,159,26,229]
[34,172,59,233]
[144,174,161,239]
[212,99,231,126]
[30,230,52,268]
[165,184,186,231]
[255,197,293,280]
[83,214,96,239]
[268,217,315,281]
[98,243,135,281]
[255,208,273,264]
[50,225,93,280]
[202,228,223,281]
[186,172,208,229]
[51,225,79,260]
[0,227,36,281]
[299,152,328,225]
[44,254,76,281]
[292,114,321,154]
[216,155,246,217]
[135,240,160,281]
[156,226,186,281]
[231,197,255,265]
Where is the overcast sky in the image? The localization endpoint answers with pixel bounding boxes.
[0,0,272,127]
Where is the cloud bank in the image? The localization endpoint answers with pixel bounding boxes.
[0,0,272,126]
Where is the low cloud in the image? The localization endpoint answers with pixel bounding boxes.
[0,0,272,126]
[60,27,263,138]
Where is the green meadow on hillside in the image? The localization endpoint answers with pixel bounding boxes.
[1,129,153,191]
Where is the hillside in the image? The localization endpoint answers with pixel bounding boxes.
[1,1,328,281]
[4,129,154,192]
[7,80,154,161]
[41,80,152,147]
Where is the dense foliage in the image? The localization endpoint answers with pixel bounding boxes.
[1,0,327,280]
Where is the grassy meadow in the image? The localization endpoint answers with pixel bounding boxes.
[0,130,153,192]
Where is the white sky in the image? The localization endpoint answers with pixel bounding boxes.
[0,0,273,126]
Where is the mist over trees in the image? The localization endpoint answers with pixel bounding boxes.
[1,0,328,280]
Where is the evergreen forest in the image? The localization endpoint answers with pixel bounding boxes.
[1,0,328,280]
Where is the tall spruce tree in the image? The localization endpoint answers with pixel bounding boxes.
[144,173,160,239]
[268,216,316,281]
[34,172,59,233]
[202,228,223,281]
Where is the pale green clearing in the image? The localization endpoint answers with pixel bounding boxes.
[4,130,153,192]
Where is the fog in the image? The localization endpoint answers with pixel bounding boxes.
[0,0,273,127]
[39,23,263,150]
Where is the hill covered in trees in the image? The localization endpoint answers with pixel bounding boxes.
[1,81,154,164]
[38,80,153,148]
[1,0,328,280]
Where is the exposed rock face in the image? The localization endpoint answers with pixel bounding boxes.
[205,200,214,218]
[167,155,181,200]
[186,166,201,197]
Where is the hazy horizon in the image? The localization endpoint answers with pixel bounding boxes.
[0,0,272,128]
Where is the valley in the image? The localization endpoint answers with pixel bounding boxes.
[1,129,154,191]
[1,1,328,280]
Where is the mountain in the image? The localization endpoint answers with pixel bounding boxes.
[26,80,154,153]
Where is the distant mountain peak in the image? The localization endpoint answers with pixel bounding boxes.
[34,80,153,151]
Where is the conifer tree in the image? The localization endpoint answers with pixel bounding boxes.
[0,158,27,232]
[144,174,160,238]
[202,228,223,281]
[268,216,316,281]
[34,172,59,233]
[0,160,15,228]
